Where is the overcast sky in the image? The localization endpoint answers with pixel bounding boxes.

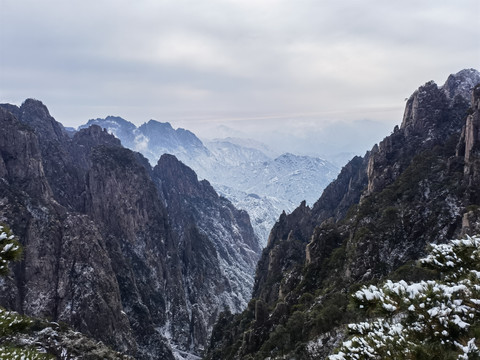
[1,0,479,158]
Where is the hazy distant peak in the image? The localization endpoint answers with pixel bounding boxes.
[105,115,136,127]
[105,115,130,122]
[140,119,173,130]
[275,152,327,163]
[277,152,295,158]
[174,126,200,138]
[138,120,205,149]
[208,136,279,158]
[81,116,137,131]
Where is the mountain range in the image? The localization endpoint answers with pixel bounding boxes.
[0,68,478,359]
[80,117,339,245]
[0,100,261,359]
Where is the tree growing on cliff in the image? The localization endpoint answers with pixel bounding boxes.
[0,224,51,359]
[330,235,480,360]
[0,224,22,276]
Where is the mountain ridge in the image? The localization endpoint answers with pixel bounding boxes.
[78,117,339,245]
[0,99,261,359]
[206,68,480,359]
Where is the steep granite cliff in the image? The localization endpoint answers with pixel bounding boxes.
[206,69,480,359]
[0,99,260,358]
[0,106,136,355]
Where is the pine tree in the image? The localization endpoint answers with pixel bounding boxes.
[0,224,52,359]
[330,235,480,360]
[0,224,22,276]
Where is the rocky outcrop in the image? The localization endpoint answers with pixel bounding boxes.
[153,154,260,351]
[0,107,136,355]
[7,320,135,359]
[0,99,261,358]
[443,68,480,101]
[459,85,480,171]
[206,69,480,360]
[400,80,448,135]
[367,75,472,196]
[252,202,312,305]
[312,155,370,222]
[0,107,52,200]
[456,84,480,218]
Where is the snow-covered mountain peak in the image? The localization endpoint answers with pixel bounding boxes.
[208,136,279,158]
[79,119,340,245]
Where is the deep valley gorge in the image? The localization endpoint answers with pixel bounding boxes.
[0,68,480,359]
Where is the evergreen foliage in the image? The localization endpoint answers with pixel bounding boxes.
[0,224,53,359]
[0,345,51,360]
[330,236,480,359]
[0,224,22,276]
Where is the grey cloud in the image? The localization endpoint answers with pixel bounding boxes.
[0,0,478,156]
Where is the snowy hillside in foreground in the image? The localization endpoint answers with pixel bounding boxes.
[79,117,339,246]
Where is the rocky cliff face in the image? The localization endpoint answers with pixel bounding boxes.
[206,69,480,359]
[0,100,260,358]
[0,106,136,355]
[457,84,480,232]
[367,70,474,196]
[152,154,261,352]
[459,84,480,173]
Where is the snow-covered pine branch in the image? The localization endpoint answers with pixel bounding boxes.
[330,235,480,359]
[0,224,22,276]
